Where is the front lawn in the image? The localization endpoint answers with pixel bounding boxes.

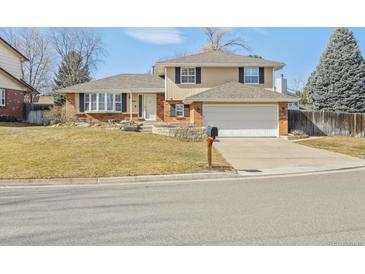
[0,123,229,179]
[296,136,365,158]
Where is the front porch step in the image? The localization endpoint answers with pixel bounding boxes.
[140,124,153,133]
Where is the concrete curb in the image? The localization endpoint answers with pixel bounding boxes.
[0,172,239,187]
[237,161,365,176]
[1,163,365,188]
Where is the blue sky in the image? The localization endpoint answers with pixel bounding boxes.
[95,28,365,90]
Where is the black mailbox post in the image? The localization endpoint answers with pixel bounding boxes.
[206,126,218,168]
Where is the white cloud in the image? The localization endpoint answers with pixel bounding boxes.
[252,27,270,36]
[124,28,183,44]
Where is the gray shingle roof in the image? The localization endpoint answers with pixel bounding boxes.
[156,51,285,69]
[57,74,165,93]
[184,81,299,103]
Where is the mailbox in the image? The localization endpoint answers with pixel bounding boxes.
[207,126,218,138]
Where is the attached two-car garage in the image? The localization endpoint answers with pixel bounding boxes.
[203,104,279,137]
[184,81,297,137]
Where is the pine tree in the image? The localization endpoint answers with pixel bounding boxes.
[53,51,90,106]
[306,28,365,113]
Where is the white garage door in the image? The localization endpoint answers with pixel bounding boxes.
[203,104,279,137]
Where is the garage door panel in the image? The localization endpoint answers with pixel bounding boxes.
[203,104,278,137]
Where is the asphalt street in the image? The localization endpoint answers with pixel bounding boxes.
[0,169,364,245]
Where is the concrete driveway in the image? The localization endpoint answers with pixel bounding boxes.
[214,138,364,172]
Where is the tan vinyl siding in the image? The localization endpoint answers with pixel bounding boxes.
[0,71,26,91]
[0,41,23,79]
[166,67,274,100]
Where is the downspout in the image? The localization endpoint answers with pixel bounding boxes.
[129,91,133,121]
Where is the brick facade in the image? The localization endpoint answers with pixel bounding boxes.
[0,89,25,121]
[65,93,287,133]
[156,93,164,122]
[278,102,288,136]
[189,102,203,127]
[163,100,191,124]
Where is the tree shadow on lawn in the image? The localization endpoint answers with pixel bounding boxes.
[0,122,40,127]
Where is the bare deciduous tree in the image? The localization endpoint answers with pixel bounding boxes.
[1,28,54,94]
[201,27,250,52]
[50,28,105,75]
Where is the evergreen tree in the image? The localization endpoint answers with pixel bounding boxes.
[53,51,90,106]
[306,28,365,113]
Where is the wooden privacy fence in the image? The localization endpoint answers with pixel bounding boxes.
[24,103,51,125]
[288,110,365,137]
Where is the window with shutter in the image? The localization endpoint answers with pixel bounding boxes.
[244,67,259,84]
[176,104,184,117]
[181,68,196,84]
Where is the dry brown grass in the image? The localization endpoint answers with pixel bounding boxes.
[296,136,365,158]
[0,122,229,179]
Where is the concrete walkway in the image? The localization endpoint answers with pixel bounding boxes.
[214,138,365,174]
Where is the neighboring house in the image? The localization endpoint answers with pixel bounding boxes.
[34,95,55,106]
[0,37,38,121]
[59,51,298,137]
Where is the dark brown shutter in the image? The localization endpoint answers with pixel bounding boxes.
[184,104,190,117]
[170,104,176,117]
[79,93,84,112]
[259,67,265,84]
[196,67,201,84]
[239,67,245,83]
[138,95,143,117]
[122,93,127,112]
[175,67,181,84]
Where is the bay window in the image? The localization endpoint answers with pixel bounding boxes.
[244,67,259,84]
[181,67,196,84]
[115,94,122,111]
[107,94,114,111]
[90,94,97,111]
[83,93,123,112]
[98,93,105,111]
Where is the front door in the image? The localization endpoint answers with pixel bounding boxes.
[143,94,157,121]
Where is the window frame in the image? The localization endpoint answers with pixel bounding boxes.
[84,93,121,113]
[244,67,259,84]
[175,103,185,117]
[180,67,196,84]
[0,89,5,106]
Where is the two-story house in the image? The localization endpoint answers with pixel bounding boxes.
[60,51,298,137]
[0,37,38,121]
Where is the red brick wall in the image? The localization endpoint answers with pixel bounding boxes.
[163,100,191,124]
[156,93,164,122]
[76,113,139,123]
[0,89,25,121]
[190,102,203,127]
[279,102,288,136]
